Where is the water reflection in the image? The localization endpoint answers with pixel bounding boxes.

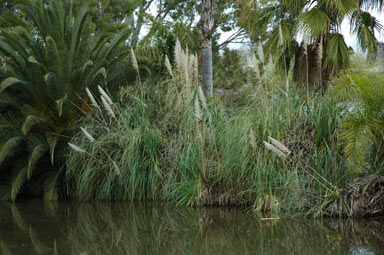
[0,201,383,255]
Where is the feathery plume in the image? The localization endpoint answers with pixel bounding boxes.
[112,160,121,175]
[165,55,173,77]
[101,96,116,118]
[85,87,101,111]
[249,129,256,148]
[263,141,287,159]
[268,136,291,156]
[98,86,113,105]
[278,24,284,46]
[194,96,202,121]
[175,39,182,70]
[131,47,139,72]
[80,127,95,142]
[251,53,261,81]
[258,43,265,64]
[198,86,208,110]
[266,55,274,74]
[196,121,202,140]
[184,54,190,90]
[68,143,86,153]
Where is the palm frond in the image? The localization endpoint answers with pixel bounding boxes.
[296,8,331,38]
[325,33,349,74]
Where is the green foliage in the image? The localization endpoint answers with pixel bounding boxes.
[213,48,251,90]
[240,0,383,85]
[331,71,384,173]
[0,0,132,200]
[65,44,346,217]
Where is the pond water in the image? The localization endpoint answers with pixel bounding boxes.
[0,201,383,255]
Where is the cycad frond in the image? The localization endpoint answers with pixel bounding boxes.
[11,167,27,201]
[21,115,46,135]
[0,136,24,166]
[0,77,26,92]
[27,144,48,179]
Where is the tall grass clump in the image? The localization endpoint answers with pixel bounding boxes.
[65,87,163,201]
[65,41,349,217]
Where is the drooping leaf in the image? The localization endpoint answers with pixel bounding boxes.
[44,173,59,200]
[11,167,27,201]
[0,136,24,166]
[56,94,67,117]
[0,77,25,92]
[47,136,58,165]
[28,144,48,179]
[22,115,46,135]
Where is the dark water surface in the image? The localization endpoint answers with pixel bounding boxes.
[0,201,384,255]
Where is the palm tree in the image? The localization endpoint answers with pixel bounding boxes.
[0,0,131,200]
[240,0,383,88]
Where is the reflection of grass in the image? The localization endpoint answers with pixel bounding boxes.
[0,202,383,254]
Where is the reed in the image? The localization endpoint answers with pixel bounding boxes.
[65,43,348,217]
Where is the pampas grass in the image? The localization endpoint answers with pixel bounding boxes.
[131,47,139,72]
[263,141,287,159]
[198,86,207,110]
[268,136,291,156]
[251,53,261,82]
[194,96,202,121]
[165,55,173,77]
[68,143,87,153]
[98,86,113,105]
[66,41,347,217]
[101,96,116,118]
[175,39,183,71]
[86,87,101,111]
[80,127,95,142]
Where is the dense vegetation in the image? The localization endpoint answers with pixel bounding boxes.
[1,0,384,217]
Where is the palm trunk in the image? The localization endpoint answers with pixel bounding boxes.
[201,0,214,97]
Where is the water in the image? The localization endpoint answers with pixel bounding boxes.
[0,201,383,255]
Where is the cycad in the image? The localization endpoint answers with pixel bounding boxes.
[0,0,131,200]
